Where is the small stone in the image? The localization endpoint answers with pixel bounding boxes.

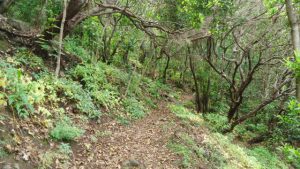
[121,159,145,169]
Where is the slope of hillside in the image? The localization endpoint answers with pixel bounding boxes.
[0,52,291,169]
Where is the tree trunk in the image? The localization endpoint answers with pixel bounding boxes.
[224,98,275,133]
[55,0,68,77]
[285,0,300,101]
[162,51,170,83]
[227,100,243,122]
[188,47,202,113]
[42,0,87,41]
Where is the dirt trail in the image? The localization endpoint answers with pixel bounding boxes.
[74,101,183,168]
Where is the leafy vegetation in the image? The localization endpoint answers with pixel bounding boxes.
[50,117,84,141]
[0,0,299,168]
[169,104,203,125]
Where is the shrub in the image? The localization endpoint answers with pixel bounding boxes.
[50,118,84,141]
[55,78,101,118]
[247,147,289,169]
[277,99,300,142]
[14,49,45,70]
[281,145,300,168]
[1,66,34,118]
[0,59,50,118]
[123,97,146,119]
[92,89,120,110]
[58,143,72,156]
[204,113,229,132]
[146,80,170,99]
[169,104,203,125]
[70,63,107,90]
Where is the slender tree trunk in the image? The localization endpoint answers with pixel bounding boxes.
[188,47,202,113]
[180,53,188,85]
[162,52,170,83]
[139,41,147,64]
[203,37,213,113]
[285,0,300,101]
[55,0,68,77]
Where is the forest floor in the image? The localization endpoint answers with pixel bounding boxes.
[1,94,209,169]
[1,92,289,169]
[74,99,183,168]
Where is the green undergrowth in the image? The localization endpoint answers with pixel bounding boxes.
[38,143,73,169]
[168,104,290,169]
[50,117,84,141]
[0,49,172,139]
[168,132,205,168]
[169,104,203,126]
[69,61,170,120]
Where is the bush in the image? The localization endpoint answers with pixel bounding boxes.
[205,113,229,132]
[92,89,120,110]
[70,63,107,90]
[277,99,300,142]
[281,145,300,168]
[123,97,146,119]
[14,49,45,70]
[146,80,170,99]
[247,147,289,169]
[0,63,34,118]
[169,104,203,125]
[54,78,101,118]
[50,118,84,141]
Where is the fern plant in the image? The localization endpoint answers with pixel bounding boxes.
[3,67,34,118]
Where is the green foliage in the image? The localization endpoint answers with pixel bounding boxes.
[168,142,192,168]
[54,77,101,118]
[247,147,289,169]
[70,63,122,112]
[64,38,91,61]
[50,117,84,141]
[0,57,50,118]
[146,79,171,99]
[168,132,204,168]
[169,104,203,125]
[38,143,72,169]
[58,143,73,156]
[277,99,300,142]
[263,0,285,15]
[159,0,233,28]
[281,145,300,168]
[71,63,107,90]
[0,148,8,158]
[0,62,34,118]
[123,97,147,119]
[286,50,300,77]
[14,49,46,70]
[204,113,229,132]
[92,89,120,110]
[8,0,61,27]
